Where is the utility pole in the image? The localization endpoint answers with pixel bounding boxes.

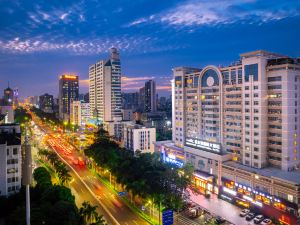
[22,125,32,225]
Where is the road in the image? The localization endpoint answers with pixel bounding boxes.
[30,114,150,225]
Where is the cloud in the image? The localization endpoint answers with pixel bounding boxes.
[121,75,171,92]
[80,79,89,87]
[77,76,171,92]
[126,15,155,27]
[0,36,152,55]
[60,12,69,20]
[128,0,300,27]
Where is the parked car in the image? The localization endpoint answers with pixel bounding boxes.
[260,218,272,225]
[254,215,264,224]
[240,209,250,217]
[215,216,226,224]
[245,212,256,221]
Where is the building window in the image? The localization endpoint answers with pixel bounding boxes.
[13,148,18,155]
[244,64,258,82]
[254,155,259,160]
[7,149,9,156]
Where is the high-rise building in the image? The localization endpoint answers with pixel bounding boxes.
[39,93,54,113]
[0,124,22,196]
[138,87,145,112]
[169,51,300,222]
[58,74,79,121]
[144,80,157,112]
[122,92,139,110]
[89,48,122,123]
[70,101,90,126]
[173,50,300,173]
[3,85,13,106]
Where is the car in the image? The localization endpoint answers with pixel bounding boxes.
[240,209,250,217]
[254,215,264,224]
[215,216,226,224]
[260,218,272,225]
[245,212,256,221]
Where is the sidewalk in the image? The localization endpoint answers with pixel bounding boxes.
[187,189,250,225]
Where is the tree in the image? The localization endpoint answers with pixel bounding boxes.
[33,167,51,188]
[48,200,80,225]
[79,201,98,225]
[90,214,107,225]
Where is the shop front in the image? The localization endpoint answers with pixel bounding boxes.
[219,179,299,225]
[192,171,216,196]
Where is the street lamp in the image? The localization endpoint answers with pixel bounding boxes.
[63,121,68,133]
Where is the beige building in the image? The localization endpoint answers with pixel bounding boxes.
[173,50,300,172]
[172,50,300,223]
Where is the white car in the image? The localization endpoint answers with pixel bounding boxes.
[260,218,272,225]
[239,209,250,217]
[254,215,264,224]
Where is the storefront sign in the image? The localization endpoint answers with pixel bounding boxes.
[165,155,184,168]
[223,187,237,196]
[186,138,221,153]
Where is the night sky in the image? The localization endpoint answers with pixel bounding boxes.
[0,0,300,98]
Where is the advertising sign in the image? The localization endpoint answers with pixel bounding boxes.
[185,138,221,153]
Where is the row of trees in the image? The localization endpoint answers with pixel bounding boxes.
[38,148,72,185]
[14,107,32,124]
[85,129,194,213]
[31,106,59,124]
[0,167,107,225]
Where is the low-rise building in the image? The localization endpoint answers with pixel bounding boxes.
[70,101,90,126]
[0,106,14,123]
[155,140,185,167]
[0,124,22,196]
[123,122,156,154]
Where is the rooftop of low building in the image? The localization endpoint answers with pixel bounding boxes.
[223,161,300,185]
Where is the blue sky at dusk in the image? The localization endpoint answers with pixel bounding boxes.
[0,0,300,98]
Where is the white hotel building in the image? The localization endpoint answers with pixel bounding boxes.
[172,50,300,222]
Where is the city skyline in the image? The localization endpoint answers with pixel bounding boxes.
[0,0,300,97]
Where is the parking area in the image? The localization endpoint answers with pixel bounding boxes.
[184,189,275,225]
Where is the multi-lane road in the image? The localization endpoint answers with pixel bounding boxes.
[30,114,150,225]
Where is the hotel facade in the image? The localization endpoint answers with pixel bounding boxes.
[171,50,300,223]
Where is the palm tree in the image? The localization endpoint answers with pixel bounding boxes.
[90,214,107,225]
[79,201,98,225]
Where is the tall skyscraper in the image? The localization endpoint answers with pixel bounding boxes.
[89,48,122,122]
[144,80,157,113]
[58,74,79,121]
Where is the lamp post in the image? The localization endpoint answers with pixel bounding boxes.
[22,124,32,225]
